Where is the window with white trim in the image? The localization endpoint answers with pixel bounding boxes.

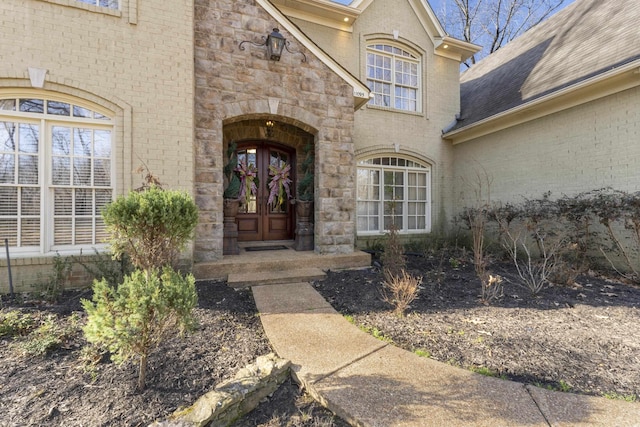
[75,0,119,9]
[357,156,430,233]
[366,44,420,112]
[0,96,114,255]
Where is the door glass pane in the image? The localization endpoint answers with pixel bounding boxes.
[268,150,290,213]
[237,148,258,214]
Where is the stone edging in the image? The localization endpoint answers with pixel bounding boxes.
[150,353,291,427]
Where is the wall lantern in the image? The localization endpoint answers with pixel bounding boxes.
[266,28,286,61]
[239,28,307,63]
[265,120,275,138]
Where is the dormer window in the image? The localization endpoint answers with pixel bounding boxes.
[366,44,420,112]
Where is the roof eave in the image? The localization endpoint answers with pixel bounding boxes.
[435,36,482,63]
[270,0,368,31]
[444,60,640,144]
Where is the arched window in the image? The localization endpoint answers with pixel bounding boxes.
[0,95,114,254]
[366,44,420,112]
[357,156,431,234]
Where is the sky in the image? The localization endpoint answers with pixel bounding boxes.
[330,1,573,15]
[328,0,441,8]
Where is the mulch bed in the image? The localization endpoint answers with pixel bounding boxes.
[314,252,640,399]
[1,250,638,426]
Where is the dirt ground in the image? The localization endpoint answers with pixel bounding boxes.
[1,250,638,426]
[0,281,341,427]
[314,252,640,400]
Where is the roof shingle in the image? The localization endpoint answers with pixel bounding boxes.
[455,0,640,131]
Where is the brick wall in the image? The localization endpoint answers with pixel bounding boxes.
[0,0,194,291]
[452,86,640,212]
[0,0,194,192]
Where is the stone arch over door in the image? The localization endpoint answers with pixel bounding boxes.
[223,116,316,244]
[192,110,322,262]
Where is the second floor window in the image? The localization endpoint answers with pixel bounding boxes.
[366,44,420,112]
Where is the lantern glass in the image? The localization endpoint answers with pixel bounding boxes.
[267,28,286,61]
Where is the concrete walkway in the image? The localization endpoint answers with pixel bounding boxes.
[252,282,640,427]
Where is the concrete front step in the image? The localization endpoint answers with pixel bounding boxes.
[193,250,371,282]
[228,267,326,288]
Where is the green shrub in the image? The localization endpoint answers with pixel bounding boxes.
[0,310,36,338]
[102,186,198,271]
[44,253,73,302]
[18,313,81,357]
[82,267,198,391]
[223,141,241,199]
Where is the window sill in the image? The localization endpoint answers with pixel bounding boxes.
[36,0,122,17]
[365,104,424,117]
[357,229,431,236]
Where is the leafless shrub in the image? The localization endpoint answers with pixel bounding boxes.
[381,224,406,283]
[381,269,422,317]
[480,274,503,305]
[457,168,498,303]
[499,221,566,295]
[589,188,640,283]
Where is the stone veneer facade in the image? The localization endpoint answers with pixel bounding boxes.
[194,0,358,262]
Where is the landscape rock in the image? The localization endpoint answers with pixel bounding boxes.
[153,353,290,427]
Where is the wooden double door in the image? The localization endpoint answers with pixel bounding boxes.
[236,142,295,241]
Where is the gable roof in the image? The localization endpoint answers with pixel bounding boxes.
[256,0,372,109]
[446,0,640,140]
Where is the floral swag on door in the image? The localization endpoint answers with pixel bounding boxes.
[235,159,259,206]
[267,161,292,210]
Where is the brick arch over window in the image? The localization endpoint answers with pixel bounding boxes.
[0,90,116,255]
[356,154,431,234]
